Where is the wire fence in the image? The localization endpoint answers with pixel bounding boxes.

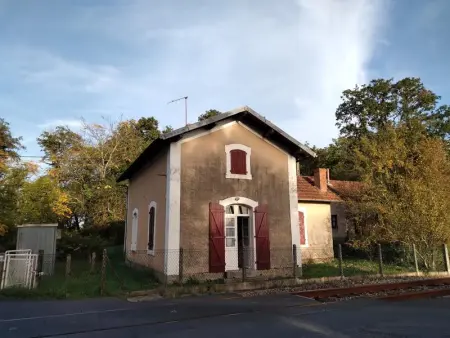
[1,243,450,297]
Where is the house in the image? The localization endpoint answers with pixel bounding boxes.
[118,106,339,281]
[297,170,362,258]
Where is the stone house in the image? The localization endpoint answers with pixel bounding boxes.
[117,106,348,280]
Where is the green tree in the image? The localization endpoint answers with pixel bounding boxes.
[135,117,160,145]
[336,77,450,142]
[37,126,82,168]
[162,125,173,134]
[0,118,23,176]
[198,109,221,122]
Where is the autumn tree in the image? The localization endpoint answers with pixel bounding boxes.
[17,175,71,224]
[336,77,450,263]
[198,109,221,122]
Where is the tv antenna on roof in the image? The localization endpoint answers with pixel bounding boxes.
[168,96,188,126]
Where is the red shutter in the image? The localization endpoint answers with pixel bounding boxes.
[299,211,306,245]
[255,204,270,270]
[209,202,225,273]
[230,149,247,174]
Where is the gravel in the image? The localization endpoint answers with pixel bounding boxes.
[238,276,433,298]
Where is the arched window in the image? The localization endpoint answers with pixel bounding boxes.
[148,202,157,254]
[131,208,138,251]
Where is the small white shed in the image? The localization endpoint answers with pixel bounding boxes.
[16,224,58,275]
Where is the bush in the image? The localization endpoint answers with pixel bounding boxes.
[57,230,109,258]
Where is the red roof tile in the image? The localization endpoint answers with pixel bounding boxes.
[297,176,362,202]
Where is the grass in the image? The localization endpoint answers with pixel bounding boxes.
[302,258,415,279]
[0,246,160,300]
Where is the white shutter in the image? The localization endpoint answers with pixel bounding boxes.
[131,209,138,251]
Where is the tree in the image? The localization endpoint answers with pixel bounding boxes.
[336,78,450,142]
[198,109,221,122]
[162,125,173,134]
[37,126,82,168]
[344,126,450,267]
[17,175,71,224]
[0,118,23,176]
[335,78,450,264]
[135,117,160,145]
[0,163,29,235]
[299,138,359,180]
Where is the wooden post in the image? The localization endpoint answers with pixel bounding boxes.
[293,244,298,279]
[377,244,384,277]
[443,244,450,274]
[413,244,419,276]
[65,254,71,278]
[90,252,96,273]
[178,248,184,283]
[100,249,107,296]
[36,250,44,284]
[338,244,344,278]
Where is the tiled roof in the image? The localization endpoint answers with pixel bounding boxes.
[297,176,362,202]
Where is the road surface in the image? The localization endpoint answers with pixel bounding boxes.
[1,293,449,337]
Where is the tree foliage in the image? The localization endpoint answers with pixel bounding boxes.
[198,109,221,122]
[335,78,450,262]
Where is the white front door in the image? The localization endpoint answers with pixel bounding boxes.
[225,216,239,271]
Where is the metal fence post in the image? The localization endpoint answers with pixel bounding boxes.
[377,244,384,277]
[100,249,107,296]
[413,244,419,275]
[65,254,71,278]
[179,248,184,283]
[443,244,450,274]
[338,244,344,278]
[293,244,297,278]
[36,250,44,284]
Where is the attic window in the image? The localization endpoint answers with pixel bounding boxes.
[225,144,252,180]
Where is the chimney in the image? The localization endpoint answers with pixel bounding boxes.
[314,168,328,192]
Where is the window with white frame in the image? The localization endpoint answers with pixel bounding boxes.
[148,202,157,255]
[225,144,252,179]
[131,208,138,251]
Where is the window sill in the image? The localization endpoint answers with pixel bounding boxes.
[147,250,155,256]
[226,173,252,180]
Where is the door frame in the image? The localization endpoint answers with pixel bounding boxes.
[219,197,258,271]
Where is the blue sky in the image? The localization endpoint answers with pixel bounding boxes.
[1,0,449,159]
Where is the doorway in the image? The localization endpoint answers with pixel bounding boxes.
[224,204,255,271]
[237,216,250,268]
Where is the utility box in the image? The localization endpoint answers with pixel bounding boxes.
[16,224,58,275]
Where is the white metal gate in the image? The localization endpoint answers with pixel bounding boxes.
[0,250,38,290]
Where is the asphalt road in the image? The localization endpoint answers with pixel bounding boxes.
[1,293,450,337]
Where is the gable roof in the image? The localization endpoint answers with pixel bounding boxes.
[297,176,362,202]
[117,106,316,182]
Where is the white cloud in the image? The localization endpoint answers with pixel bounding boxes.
[3,0,389,149]
[37,119,83,130]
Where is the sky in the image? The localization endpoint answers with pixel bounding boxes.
[1,0,450,159]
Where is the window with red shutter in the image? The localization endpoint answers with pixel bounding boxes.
[255,204,270,270]
[209,202,225,273]
[225,144,252,179]
[299,211,306,245]
[230,149,247,174]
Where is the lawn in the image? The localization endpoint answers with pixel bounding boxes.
[302,258,415,279]
[0,247,160,299]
